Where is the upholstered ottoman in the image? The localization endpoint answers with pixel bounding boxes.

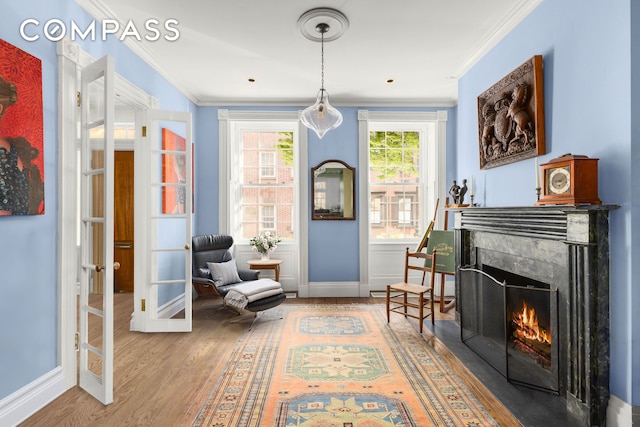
[224,278,285,312]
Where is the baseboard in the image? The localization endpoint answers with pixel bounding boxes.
[607,393,640,426]
[307,281,361,297]
[0,367,67,427]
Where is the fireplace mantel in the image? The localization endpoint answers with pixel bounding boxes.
[453,205,618,427]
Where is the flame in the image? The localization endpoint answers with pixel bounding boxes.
[512,302,551,345]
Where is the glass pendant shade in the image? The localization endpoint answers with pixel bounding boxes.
[300,89,343,139]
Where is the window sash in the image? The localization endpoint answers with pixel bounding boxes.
[231,127,297,241]
[368,129,426,240]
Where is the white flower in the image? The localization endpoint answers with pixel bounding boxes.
[249,232,281,254]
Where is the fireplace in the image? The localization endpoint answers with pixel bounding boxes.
[454,205,617,427]
[459,265,559,393]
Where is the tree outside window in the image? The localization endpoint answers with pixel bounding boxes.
[369,131,422,239]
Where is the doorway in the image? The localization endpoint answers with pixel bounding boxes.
[114,150,134,292]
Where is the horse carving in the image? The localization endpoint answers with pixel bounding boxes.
[506,84,533,144]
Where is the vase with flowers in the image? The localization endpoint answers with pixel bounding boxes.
[249,231,281,260]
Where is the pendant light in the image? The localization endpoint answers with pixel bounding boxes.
[298,8,348,139]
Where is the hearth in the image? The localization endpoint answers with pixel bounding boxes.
[454,205,617,427]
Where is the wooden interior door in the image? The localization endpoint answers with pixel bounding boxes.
[114,151,134,292]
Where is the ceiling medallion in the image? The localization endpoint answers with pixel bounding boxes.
[297,8,349,42]
[298,8,349,139]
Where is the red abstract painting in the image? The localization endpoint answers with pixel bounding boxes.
[161,128,193,214]
[0,39,44,215]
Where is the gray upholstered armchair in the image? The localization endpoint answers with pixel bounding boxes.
[191,234,285,313]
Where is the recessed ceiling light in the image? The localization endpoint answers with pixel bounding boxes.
[386,79,395,84]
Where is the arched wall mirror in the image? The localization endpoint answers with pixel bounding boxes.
[311,159,356,220]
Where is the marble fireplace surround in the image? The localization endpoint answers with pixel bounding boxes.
[453,205,617,427]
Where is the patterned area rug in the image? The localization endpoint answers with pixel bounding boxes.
[193,304,501,426]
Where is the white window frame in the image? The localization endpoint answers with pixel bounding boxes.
[357,110,447,293]
[218,110,308,294]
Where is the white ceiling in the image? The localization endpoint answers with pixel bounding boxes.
[78,0,541,106]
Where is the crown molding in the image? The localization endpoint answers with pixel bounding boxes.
[76,0,201,104]
[450,0,543,79]
[196,97,458,108]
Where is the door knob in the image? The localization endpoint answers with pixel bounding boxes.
[113,262,121,270]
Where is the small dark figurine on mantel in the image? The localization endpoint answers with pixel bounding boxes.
[459,179,468,204]
[449,180,461,204]
[448,179,470,206]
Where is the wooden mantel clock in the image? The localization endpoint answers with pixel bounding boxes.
[536,154,601,206]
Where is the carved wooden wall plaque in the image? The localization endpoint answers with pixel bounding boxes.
[477,55,546,169]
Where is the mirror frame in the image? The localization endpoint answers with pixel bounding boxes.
[311,159,356,220]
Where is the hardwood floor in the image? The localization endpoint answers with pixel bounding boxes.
[21,294,520,426]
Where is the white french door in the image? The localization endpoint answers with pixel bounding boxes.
[78,55,115,405]
[133,110,192,332]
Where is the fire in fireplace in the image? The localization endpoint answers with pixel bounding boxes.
[513,302,551,346]
[460,265,559,393]
[511,300,551,367]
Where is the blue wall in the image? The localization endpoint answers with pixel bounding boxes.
[307,108,360,282]
[0,0,196,400]
[1,0,67,400]
[192,105,457,283]
[457,0,637,406]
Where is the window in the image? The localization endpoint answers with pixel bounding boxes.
[260,205,275,230]
[260,152,275,178]
[369,130,424,239]
[359,110,447,290]
[314,181,327,210]
[236,129,295,240]
[370,193,383,225]
[220,110,306,288]
[398,197,412,224]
